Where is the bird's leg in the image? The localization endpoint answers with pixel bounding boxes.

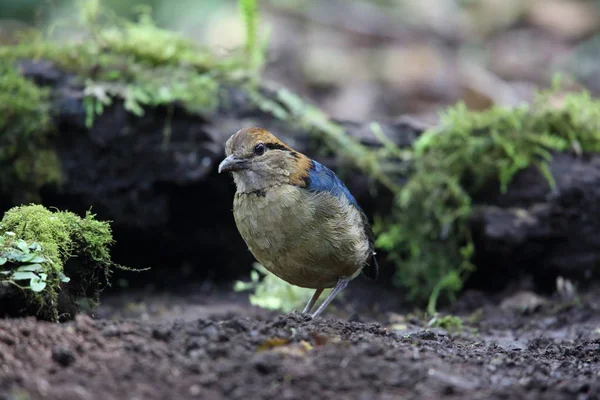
[302,288,324,314]
[310,277,351,318]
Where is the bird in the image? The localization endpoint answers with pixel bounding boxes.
[218,127,378,318]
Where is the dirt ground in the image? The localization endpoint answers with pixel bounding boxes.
[0,281,599,400]
[2,2,600,399]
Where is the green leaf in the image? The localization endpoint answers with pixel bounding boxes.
[25,255,46,263]
[233,280,253,291]
[95,99,104,114]
[19,253,39,263]
[16,264,43,272]
[124,96,144,116]
[59,272,71,283]
[249,294,282,310]
[0,257,6,266]
[2,251,20,260]
[30,275,47,292]
[14,240,30,254]
[28,242,41,252]
[13,252,37,263]
[105,70,121,80]
[11,271,37,281]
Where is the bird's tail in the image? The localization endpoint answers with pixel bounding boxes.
[362,252,379,280]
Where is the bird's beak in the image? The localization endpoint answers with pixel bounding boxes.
[218,155,248,173]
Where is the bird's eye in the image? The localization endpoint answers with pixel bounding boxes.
[254,143,266,156]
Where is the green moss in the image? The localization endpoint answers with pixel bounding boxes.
[0,204,118,321]
[0,60,59,202]
[376,89,600,310]
[96,11,215,68]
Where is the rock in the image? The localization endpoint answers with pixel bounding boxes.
[51,345,76,367]
[500,291,548,313]
[526,0,600,40]
[470,153,600,291]
[151,326,172,342]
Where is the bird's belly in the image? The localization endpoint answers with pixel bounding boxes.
[233,187,367,289]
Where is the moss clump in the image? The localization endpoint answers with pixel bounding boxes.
[0,60,60,202]
[376,89,600,310]
[0,204,118,321]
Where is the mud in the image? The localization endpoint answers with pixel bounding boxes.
[0,283,599,400]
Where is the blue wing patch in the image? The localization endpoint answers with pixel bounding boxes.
[305,160,379,280]
[305,160,358,207]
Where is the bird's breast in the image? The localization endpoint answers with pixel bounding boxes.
[233,185,370,288]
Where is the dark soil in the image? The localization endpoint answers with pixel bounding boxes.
[0,283,599,400]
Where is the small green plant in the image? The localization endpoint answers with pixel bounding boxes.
[0,232,69,293]
[428,314,464,333]
[0,204,122,321]
[234,263,324,313]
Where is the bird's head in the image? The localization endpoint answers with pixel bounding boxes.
[218,127,309,193]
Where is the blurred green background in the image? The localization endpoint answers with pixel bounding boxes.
[3,0,600,122]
